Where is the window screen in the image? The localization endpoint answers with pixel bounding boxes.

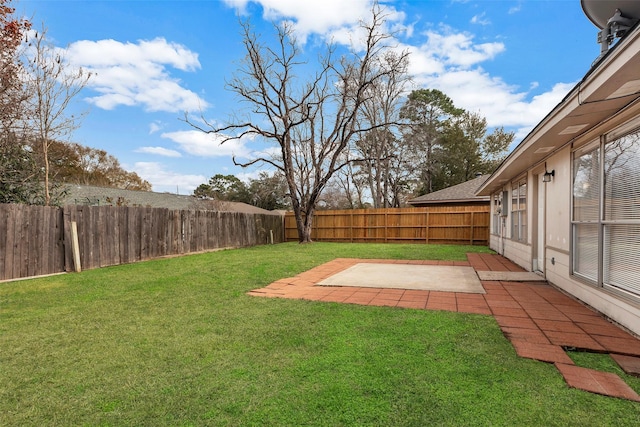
[511,178,527,242]
[573,144,600,222]
[603,225,640,295]
[572,128,640,300]
[492,192,502,235]
[604,134,640,221]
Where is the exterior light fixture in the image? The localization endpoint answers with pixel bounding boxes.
[543,163,555,183]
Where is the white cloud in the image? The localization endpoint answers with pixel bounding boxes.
[235,170,265,182]
[225,0,572,145]
[133,161,206,194]
[416,68,573,132]
[420,30,505,68]
[67,37,200,70]
[402,44,444,76]
[400,27,572,139]
[509,4,522,14]
[161,130,251,158]
[224,0,367,34]
[66,38,208,112]
[470,13,491,26]
[222,0,405,43]
[149,121,164,134]
[135,146,182,158]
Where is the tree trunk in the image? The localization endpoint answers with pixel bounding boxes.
[292,207,314,243]
[300,203,317,243]
[290,195,314,243]
[43,139,50,206]
[301,216,313,243]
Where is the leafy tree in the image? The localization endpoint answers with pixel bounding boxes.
[194,172,290,210]
[432,112,513,190]
[0,1,38,203]
[29,140,152,191]
[193,183,214,199]
[0,0,30,131]
[400,89,463,195]
[70,143,151,190]
[482,126,514,171]
[194,174,250,203]
[0,133,43,204]
[432,111,487,190]
[189,6,409,242]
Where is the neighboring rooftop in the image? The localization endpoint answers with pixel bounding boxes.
[60,184,281,215]
[408,175,490,207]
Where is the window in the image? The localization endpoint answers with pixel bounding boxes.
[492,192,503,235]
[511,178,527,242]
[572,127,640,299]
[572,141,600,282]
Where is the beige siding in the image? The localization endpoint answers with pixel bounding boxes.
[488,146,640,336]
[545,148,572,254]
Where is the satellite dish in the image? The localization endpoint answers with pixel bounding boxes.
[581,0,640,29]
[581,0,640,58]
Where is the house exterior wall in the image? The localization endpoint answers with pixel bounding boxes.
[488,142,640,336]
[501,237,531,271]
[544,148,572,255]
[544,248,640,335]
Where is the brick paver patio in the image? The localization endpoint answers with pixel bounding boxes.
[248,253,640,402]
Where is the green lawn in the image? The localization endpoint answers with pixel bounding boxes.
[1,242,639,426]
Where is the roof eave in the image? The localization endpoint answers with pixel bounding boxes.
[408,197,489,205]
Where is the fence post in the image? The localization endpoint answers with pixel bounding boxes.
[62,206,73,272]
[384,211,388,243]
[350,211,353,243]
[71,221,82,272]
[425,211,429,244]
[470,212,475,245]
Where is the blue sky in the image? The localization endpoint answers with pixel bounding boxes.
[18,0,603,193]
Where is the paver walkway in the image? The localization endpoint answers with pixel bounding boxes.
[249,253,640,402]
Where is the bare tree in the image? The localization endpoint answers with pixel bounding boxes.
[189,6,408,242]
[354,50,408,208]
[23,26,91,205]
[333,161,369,209]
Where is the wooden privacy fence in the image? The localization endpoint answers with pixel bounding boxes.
[285,206,490,245]
[0,204,284,281]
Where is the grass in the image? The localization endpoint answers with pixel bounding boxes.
[1,242,639,426]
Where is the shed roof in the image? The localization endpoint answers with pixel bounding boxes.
[408,175,490,205]
[60,184,281,215]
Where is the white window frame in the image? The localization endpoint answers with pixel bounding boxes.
[491,192,503,236]
[511,177,527,242]
[571,122,640,301]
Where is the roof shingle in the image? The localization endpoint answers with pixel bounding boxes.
[408,175,489,206]
[60,184,281,215]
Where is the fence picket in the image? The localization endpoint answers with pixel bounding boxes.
[1,203,489,281]
[284,206,490,245]
[0,204,284,281]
